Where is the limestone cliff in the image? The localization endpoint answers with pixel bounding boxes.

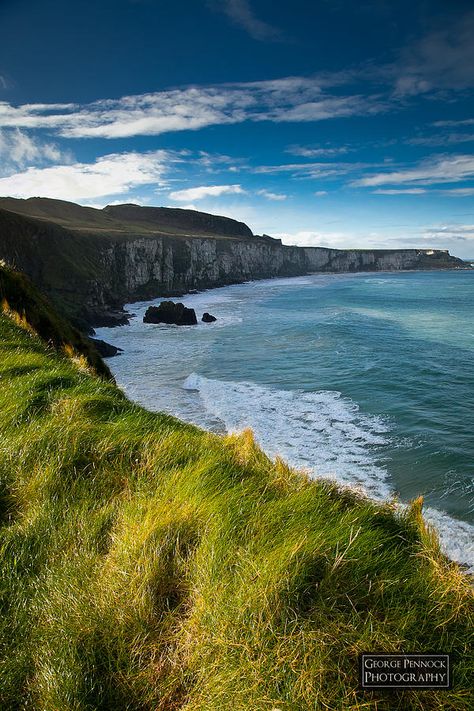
[0,198,466,329]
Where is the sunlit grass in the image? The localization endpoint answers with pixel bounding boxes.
[0,266,473,710]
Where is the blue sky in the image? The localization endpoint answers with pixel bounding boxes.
[0,0,473,256]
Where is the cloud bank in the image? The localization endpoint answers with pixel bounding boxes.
[0,151,171,200]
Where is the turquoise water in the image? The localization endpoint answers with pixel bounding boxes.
[96,270,474,568]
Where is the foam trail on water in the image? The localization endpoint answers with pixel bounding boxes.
[183,373,474,572]
[183,373,392,499]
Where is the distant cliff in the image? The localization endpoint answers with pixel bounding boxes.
[0,197,465,329]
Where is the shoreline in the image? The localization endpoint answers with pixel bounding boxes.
[100,265,473,332]
[96,271,474,573]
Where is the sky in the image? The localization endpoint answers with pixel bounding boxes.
[0,0,473,257]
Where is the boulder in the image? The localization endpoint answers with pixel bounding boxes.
[143,301,197,326]
[89,338,123,358]
[202,312,217,323]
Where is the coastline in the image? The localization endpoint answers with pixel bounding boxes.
[2,260,473,709]
[96,270,474,573]
[100,264,473,332]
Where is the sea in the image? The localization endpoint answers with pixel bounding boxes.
[95,269,474,570]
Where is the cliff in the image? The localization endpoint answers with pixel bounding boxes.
[0,197,465,329]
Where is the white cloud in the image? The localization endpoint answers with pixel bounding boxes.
[0,150,171,201]
[0,128,65,172]
[439,187,474,197]
[0,77,385,140]
[0,76,7,90]
[269,95,384,122]
[314,190,328,196]
[170,203,200,211]
[256,160,378,181]
[421,224,474,244]
[276,225,474,255]
[407,133,474,147]
[373,188,427,195]
[276,230,360,249]
[433,119,474,128]
[169,184,245,201]
[287,145,350,157]
[256,189,287,201]
[352,154,474,188]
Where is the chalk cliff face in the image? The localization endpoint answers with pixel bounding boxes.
[0,198,466,329]
[105,236,462,300]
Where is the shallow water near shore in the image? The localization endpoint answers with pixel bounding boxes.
[96,270,474,570]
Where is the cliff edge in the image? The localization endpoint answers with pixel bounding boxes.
[0,197,465,329]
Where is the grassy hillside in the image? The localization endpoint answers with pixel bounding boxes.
[0,267,473,710]
[0,197,254,239]
[0,264,111,379]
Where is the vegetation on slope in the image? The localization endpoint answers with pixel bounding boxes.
[0,197,254,239]
[0,268,473,710]
[0,264,112,379]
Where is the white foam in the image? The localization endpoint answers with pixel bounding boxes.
[183,373,474,572]
[424,508,474,572]
[183,373,393,499]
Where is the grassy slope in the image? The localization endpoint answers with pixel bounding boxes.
[0,197,253,239]
[0,271,473,710]
[0,265,111,379]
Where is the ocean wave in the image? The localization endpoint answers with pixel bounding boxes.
[183,372,392,498]
[183,372,474,571]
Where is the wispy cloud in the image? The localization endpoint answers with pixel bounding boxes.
[394,11,474,96]
[373,188,427,195]
[407,133,474,147]
[0,76,7,90]
[169,184,245,201]
[256,189,287,201]
[0,150,172,201]
[373,186,474,197]
[256,160,378,181]
[0,77,385,140]
[287,144,350,158]
[352,154,474,187]
[439,187,474,197]
[0,128,65,173]
[422,223,474,243]
[211,0,282,41]
[433,119,474,128]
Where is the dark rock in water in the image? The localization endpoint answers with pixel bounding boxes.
[202,312,217,323]
[89,338,123,358]
[87,309,130,328]
[143,301,197,326]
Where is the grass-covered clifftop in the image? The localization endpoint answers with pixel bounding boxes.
[0,266,473,710]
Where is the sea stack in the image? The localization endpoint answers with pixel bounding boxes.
[143,301,198,326]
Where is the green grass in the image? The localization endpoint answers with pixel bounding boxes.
[0,267,473,710]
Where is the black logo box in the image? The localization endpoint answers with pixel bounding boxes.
[360,654,451,690]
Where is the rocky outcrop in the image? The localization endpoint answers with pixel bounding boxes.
[143,301,198,325]
[89,338,123,358]
[0,199,467,330]
[202,312,217,323]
